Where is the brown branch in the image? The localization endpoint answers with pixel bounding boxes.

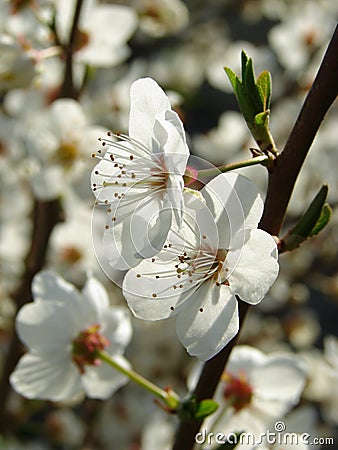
[172,24,338,450]
[260,24,338,235]
[59,0,84,99]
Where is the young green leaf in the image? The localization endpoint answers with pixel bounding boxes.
[280,185,331,252]
[244,57,263,113]
[291,184,328,238]
[224,67,239,92]
[309,203,332,237]
[256,70,271,111]
[223,50,278,155]
[241,50,249,81]
[177,396,219,421]
[254,110,269,127]
[193,399,219,421]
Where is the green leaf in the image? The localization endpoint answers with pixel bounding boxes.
[244,58,263,113]
[224,67,239,92]
[256,70,271,110]
[241,50,249,81]
[254,110,269,127]
[177,396,219,422]
[280,185,331,252]
[309,203,332,236]
[224,50,277,154]
[235,81,255,124]
[193,399,219,421]
[292,185,328,237]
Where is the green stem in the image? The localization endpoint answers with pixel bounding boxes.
[98,351,180,410]
[196,155,270,179]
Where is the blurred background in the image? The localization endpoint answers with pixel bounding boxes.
[0,0,337,449]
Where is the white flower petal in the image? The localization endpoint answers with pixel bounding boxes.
[28,271,96,338]
[226,345,267,375]
[153,114,189,173]
[251,354,307,404]
[208,405,270,438]
[84,5,137,47]
[129,78,171,147]
[31,165,64,200]
[324,335,338,370]
[81,276,110,323]
[50,99,87,136]
[121,212,218,317]
[32,270,81,304]
[176,283,239,361]
[252,397,294,418]
[103,220,140,270]
[167,176,185,225]
[129,195,173,259]
[227,229,279,304]
[82,355,130,399]
[183,188,206,210]
[15,301,74,352]
[10,352,81,401]
[201,173,264,246]
[164,109,188,151]
[103,308,133,351]
[103,193,172,269]
[122,257,196,320]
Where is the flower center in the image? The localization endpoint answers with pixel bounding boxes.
[55,141,78,168]
[72,324,110,374]
[211,248,229,286]
[59,246,83,264]
[222,371,253,411]
[303,29,318,48]
[174,243,229,284]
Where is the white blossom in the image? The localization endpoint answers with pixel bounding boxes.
[137,0,189,38]
[54,0,138,68]
[92,77,190,270]
[10,271,132,401]
[0,34,37,91]
[21,98,105,200]
[199,345,307,443]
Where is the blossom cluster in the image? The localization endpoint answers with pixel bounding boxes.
[0,0,337,449]
[91,77,279,361]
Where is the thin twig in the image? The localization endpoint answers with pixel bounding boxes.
[59,0,84,99]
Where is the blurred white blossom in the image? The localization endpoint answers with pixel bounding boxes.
[20,98,105,200]
[198,345,307,443]
[54,0,138,67]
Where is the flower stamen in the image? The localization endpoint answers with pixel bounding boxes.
[72,324,110,374]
